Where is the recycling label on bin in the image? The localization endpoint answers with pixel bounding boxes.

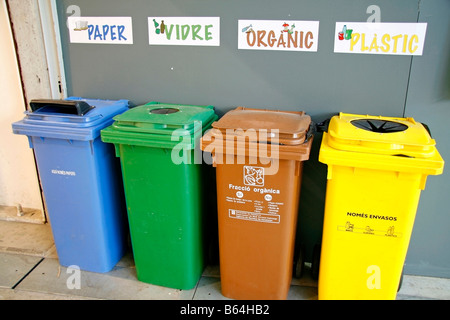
[225,165,283,224]
[337,211,403,238]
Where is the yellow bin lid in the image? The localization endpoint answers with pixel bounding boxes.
[328,113,437,158]
[320,113,444,175]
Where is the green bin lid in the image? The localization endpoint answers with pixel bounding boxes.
[101,102,218,150]
[112,102,216,135]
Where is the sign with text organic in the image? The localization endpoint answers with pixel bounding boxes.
[148,17,220,46]
[238,20,320,52]
[68,17,133,44]
[334,22,428,56]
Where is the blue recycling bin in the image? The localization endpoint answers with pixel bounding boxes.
[12,97,130,273]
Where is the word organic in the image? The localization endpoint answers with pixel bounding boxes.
[238,20,319,52]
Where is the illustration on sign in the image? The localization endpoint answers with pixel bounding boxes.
[238,20,319,52]
[148,17,220,46]
[68,17,133,44]
[337,24,353,41]
[334,22,427,56]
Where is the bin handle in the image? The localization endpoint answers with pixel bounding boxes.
[30,99,95,116]
[421,122,432,138]
[305,121,316,143]
[315,118,331,133]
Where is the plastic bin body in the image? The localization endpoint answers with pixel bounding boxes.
[201,107,313,300]
[12,97,130,273]
[216,157,303,300]
[318,113,444,300]
[101,102,218,290]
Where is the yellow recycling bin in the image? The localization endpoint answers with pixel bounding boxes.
[318,113,444,300]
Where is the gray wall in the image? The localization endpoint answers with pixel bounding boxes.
[57,0,449,277]
[402,0,450,278]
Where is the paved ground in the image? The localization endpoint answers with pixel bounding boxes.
[1,220,449,301]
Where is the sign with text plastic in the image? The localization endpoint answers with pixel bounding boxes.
[148,17,220,46]
[238,20,320,52]
[68,17,133,44]
[334,22,428,56]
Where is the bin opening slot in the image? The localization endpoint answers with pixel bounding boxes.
[351,119,408,133]
[30,99,95,116]
[150,108,180,115]
[394,154,415,158]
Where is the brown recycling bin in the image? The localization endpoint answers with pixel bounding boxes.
[200,107,313,300]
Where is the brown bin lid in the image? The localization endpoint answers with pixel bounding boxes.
[212,107,311,145]
[201,107,314,162]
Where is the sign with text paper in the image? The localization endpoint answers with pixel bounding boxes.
[68,17,133,44]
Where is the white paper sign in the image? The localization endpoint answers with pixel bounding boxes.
[148,17,220,46]
[334,22,427,56]
[238,20,320,52]
[68,17,133,44]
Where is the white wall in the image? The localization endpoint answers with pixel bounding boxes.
[0,0,44,213]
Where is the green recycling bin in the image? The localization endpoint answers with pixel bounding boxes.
[101,102,217,290]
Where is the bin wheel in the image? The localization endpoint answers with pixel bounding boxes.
[294,243,305,278]
[311,242,321,281]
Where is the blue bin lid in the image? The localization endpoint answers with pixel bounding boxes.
[12,97,130,141]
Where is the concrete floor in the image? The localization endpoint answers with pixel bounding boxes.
[0,220,449,301]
